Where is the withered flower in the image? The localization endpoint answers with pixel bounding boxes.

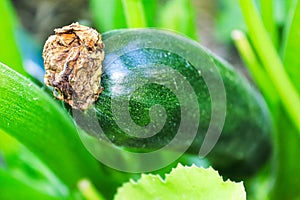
[42,22,104,110]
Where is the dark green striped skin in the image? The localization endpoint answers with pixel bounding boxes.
[88,30,271,178]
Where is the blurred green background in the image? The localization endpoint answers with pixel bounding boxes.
[0,0,300,199]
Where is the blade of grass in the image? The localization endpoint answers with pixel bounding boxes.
[285,0,294,14]
[273,0,293,27]
[281,0,300,94]
[122,0,147,28]
[0,63,121,199]
[157,0,198,40]
[273,2,300,198]
[90,0,127,32]
[142,0,157,27]
[259,0,278,48]
[0,0,26,76]
[239,0,300,131]
[231,30,279,112]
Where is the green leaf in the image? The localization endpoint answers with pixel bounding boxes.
[0,0,26,75]
[4,146,70,198]
[114,164,246,200]
[122,0,147,28]
[90,0,127,32]
[274,0,294,25]
[0,168,62,200]
[231,30,279,113]
[259,0,278,48]
[157,0,198,40]
[239,0,300,131]
[0,128,20,156]
[142,0,157,27]
[270,107,300,199]
[281,0,300,94]
[0,129,69,198]
[0,63,119,198]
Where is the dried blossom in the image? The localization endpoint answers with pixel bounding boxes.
[42,22,104,110]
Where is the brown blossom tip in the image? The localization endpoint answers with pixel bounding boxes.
[42,22,104,110]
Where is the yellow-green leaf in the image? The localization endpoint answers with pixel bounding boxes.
[114,164,246,200]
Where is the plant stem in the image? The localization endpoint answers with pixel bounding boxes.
[260,0,278,48]
[270,107,300,200]
[281,0,300,94]
[231,30,278,111]
[78,179,105,200]
[122,0,147,28]
[239,0,300,132]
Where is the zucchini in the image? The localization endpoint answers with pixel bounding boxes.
[75,29,271,178]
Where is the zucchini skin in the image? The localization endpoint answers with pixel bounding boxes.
[88,29,271,178]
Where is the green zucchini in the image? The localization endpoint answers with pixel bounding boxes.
[75,29,271,178]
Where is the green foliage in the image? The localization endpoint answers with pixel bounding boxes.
[114,164,246,200]
[0,0,26,75]
[233,0,300,199]
[90,0,127,32]
[259,0,278,48]
[0,168,62,200]
[122,0,147,28]
[157,0,198,40]
[238,0,300,130]
[0,63,123,199]
[141,0,157,27]
[89,0,198,39]
[282,0,300,94]
[0,138,69,199]
[0,63,98,186]
[2,0,299,199]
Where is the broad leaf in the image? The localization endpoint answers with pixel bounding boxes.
[0,63,118,198]
[0,168,62,200]
[0,130,69,198]
[114,164,246,200]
